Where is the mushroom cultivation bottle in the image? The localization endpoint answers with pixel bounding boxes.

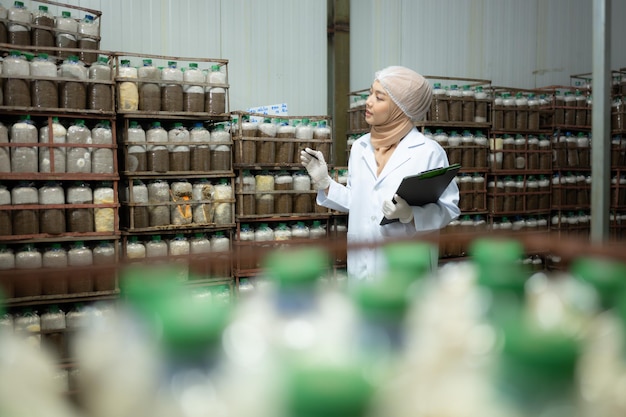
[127,179,149,229]
[0,4,8,44]
[147,179,170,227]
[0,123,8,173]
[59,56,88,110]
[0,184,11,236]
[210,123,231,171]
[12,181,39,235]
[88,56,113,111]
[67,241,93,294]
[94,182,115,233]
[30,53,58,108]
[10,115,37,173]
[8,1,31,47]
[118,59,139,111]
[91,121,114,174]
[55,11,78,58]
[78,14,100,64]
[146,121,169,172]
[168,122,190,172]
[39,181,65,235]
[161,61,183,112]
[66,181,94,233]
[66,119,92,174]
[3,50,31,107]
[183,62,205,113]
[137,58,161,111]
[206,64,226,114]
[32,5,54,48]
[257,117,277,164]
[126,121,146,172]
[190,122,211,171]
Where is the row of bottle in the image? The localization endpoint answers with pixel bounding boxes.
[489,133,553,171]
[1,51,112,110]
[426,129,489,169]
[237,170,327,216]
[123,120,231,173]
[348,93,368,131]
[455,173,486,212]
[117,59,227,114]
[0,181,115,236]
[0,2,100,62]
[428,83,491,123]
[0,240,116,298]
[487,175,551,213]
[123,178,233,229]
[0,117,115,174]
[125,232,231,279]
[551,131,592,169]
[233,116,332,165]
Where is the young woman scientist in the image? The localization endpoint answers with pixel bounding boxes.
[301,66,460,282]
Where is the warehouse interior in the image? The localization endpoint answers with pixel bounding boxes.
[1,0,626,416]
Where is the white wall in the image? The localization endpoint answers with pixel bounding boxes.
[351,0,626,92]
[17,0,626,115]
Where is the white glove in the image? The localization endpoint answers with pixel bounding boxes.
[300,147,331,190]
[382,194,414,223]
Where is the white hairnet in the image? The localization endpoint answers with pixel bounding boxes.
[375,66,432,121]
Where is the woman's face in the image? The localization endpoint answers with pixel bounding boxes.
[365,80,392,126]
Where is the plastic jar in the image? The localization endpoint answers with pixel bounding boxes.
[55,11,78,58]
[502,93,516,130]
[137,59,161,111]
[563,91,576,126]
[66,181,94,233]
[474,86,488,122]
[514,176,525,211]
[255,171,275,215]
[146,122,169,172]
[493,94,504,130]
[576,174,588,207]
[30,53,58,108]
[168,123,190,172]
[500,135,515,170]
[39,181,65,235]
[67,241,93,293]
[551,175,563,207]
[183,62,205,112]
[291,222,310,240]
[12,181,38,235]
[274,223,291,241]
[309,220,326,239]
[430,83,448,122]
[145,235,168,258]
[192,179,213,224]
[447,131,462,166]
[213,179,233,225]
[147,180,170,227]
[237,116,258,164]
[472,174,485,211]
[458,175,473,212]
[0,5,7,44]
[238,224,255,270]
[78,15,99,64]
[257,118,277,164]
[514,92,528,130]
[94,182,115,232]
[190,122,211,171]
[526,135,539,170]
[91,121,114,174]
[276,119,295,163]
[447,85,462,122]
[433,129,449,149]
[0,123,9,172]
[206,65,226,114]
[295,118,314,161]
[577,132,590,169]
[487,179,504,213]
[8,1,31,47]
[88,56,112,111]
[66,119,92,174]
[0,184,11,235]
[274,170,293,214]
[460,130,475,169]
[527,93,540,130]
[514,135,527,170]
[293,171,312,213]
[118,59,139,111]
[161,61,183,112]
[461,85,475,123]
[538,135,551,170]
[564,173,577,206]
[170,180,193,225]
[39,117,66,173]
[538,176,550,210]
[190,233,211,278]
[210,231,230,278]
[0,246,14,297]
[238,170,256,216]
[42,244,68,295]
[473,131,488,169]
[314,120,332,162]
[126,121,146,172]
[10,115,38,173]
[14,244,42,297]
[553,90,565,125]
[565,132,579,168]
[59,56,88,110]
[526,176,539,211]
[169,234,190,281]
[3,50,31,107]
[32,5,54,48]
[126,236,146,260]
[502,177,516,212]
[92,241,116,291]
[210,123,231,171]
[127,179,149,229]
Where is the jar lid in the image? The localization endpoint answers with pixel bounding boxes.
[62,10,71,18]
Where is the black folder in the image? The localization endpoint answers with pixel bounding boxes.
[380,164,461,225]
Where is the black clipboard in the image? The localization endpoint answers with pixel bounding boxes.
[380,164,461,225]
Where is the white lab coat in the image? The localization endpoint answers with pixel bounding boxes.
[317,128,460,282]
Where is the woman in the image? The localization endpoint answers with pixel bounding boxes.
[301,66,460,281]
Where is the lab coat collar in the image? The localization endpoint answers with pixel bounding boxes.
[359,128,425,184]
